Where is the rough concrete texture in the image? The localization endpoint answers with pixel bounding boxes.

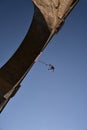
[33,0,78,31]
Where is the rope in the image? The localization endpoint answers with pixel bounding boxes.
[38,60,55,72]
[38,60,49,66]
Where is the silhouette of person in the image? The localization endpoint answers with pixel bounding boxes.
[48,64,55,72]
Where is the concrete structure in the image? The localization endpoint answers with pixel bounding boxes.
[0,0,79,112]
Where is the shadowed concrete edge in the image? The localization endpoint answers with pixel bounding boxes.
[0,0,79,113]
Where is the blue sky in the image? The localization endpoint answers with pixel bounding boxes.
[0,0,87,130]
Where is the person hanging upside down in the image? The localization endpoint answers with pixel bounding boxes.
[48,64,55,72]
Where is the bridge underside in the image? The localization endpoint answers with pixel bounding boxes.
[0,0,79,113]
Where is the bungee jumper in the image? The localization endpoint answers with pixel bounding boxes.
[48,64,55,72]
[38,60,55,72]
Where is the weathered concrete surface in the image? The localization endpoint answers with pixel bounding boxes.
[33,0,78,31]
[0,0,79,112]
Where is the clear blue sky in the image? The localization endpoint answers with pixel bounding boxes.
[0,0,87,130]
